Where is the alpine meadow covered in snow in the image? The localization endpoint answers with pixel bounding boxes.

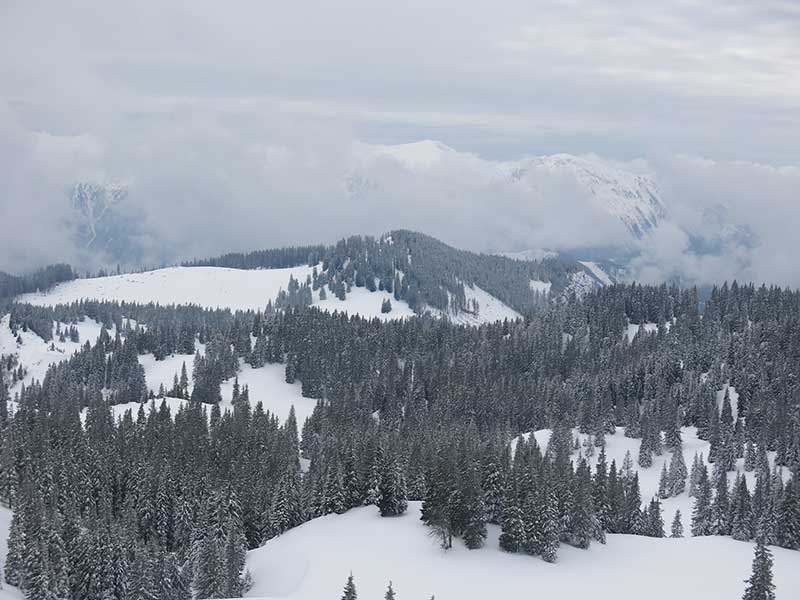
[2,2,799,600]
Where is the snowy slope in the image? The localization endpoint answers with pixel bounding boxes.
[625,321,660,343]
[80,397,192,425]
[512,407,783,536]
[138,353,317,427]
[220,362,317,427]
[562,271,598,298]
[18,266,517,325]
[139,352,195,396]
[313,286,416,321]
[425,284,522,326]
[624,320,673,343]
[82,359,317,432]
[0,315,107,394]
[579,260,614,286]
[241,502,800,600]
[498,248,558,262]
[529,280,552,295]
[17,266,316,312]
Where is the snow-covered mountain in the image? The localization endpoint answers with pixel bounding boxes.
[357,141,668,242]
[507,153,667,239]
[71,181,129,248]
[56,141,755,288]
[354,141,768,287]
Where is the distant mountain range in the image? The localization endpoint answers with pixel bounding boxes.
[67,140,754,283]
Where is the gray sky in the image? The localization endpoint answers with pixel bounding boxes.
[1,0,799,283]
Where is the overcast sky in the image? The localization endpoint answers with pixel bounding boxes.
[1,1,798,283]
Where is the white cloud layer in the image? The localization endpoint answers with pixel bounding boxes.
[0,1,798,286]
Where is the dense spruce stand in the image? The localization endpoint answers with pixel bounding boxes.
[0,246,799,598]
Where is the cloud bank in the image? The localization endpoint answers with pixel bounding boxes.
[0,1,798,286]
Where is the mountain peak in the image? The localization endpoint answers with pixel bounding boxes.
[510,153,667,239]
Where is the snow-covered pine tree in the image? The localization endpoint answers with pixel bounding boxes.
[668,448,688,497]
[711,469,731,536]
[644,498,664,537]
[481,456,505,525]
[741,538,776,600]
[566,459,594,549]
[341,572,358,600]
[658,462,670,499]
[671,510,684,538]
[540,487,560,563]
[377,457,408,517]
[499,484,525,553]
[688,452,702,497]
[385,580,397,600]
[731,472,753,542]
[638,435,653,468]
[776,476,799,550]
[462,472,487,550]
[692,463,713,536]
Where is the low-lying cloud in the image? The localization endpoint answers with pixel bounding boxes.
[1,103,799,289]
[1,1,798,286]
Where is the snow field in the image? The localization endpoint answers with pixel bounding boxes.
[624,321,659,342]
[529,279,552,294]
[425,284,522,326]
[104,354,317,429]
[16,264,528,326]
[17,265,316,312]
[241,502,800,600]
[513,403,783,535]
[0,315,106,394]
[313,286,415,321]
[579,260,614,286]
[18,265,419,322]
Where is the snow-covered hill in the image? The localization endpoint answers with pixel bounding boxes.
[241,501,799,600]
[17,264,521,325]
[239,412,796,600]
[18,266,317,312]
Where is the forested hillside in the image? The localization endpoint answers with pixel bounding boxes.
[186,230,584,315]
[1,277,798,598]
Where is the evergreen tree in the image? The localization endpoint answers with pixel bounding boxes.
[499,485,525,554]
[384,581,396,600]
[742,539,775,600]
[668,449,688,497]
[566,459,595,549]
[658,462,669,499]
[341,572,358,600]
[377,458,408,517]
[692,463,713,536]
[671,510,684,538]
[540,488,560,563]
[711,470,731,536]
